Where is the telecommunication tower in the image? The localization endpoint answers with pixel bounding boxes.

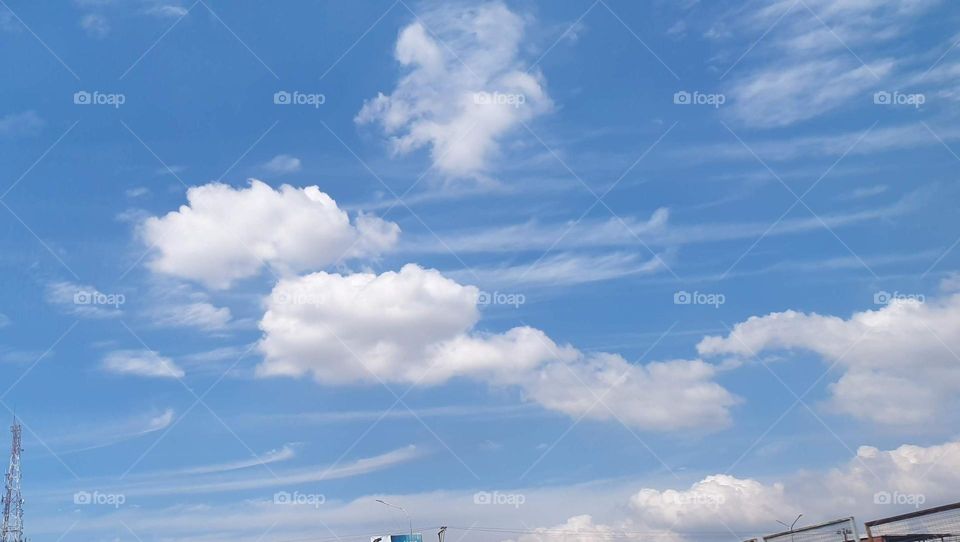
[1,418,25,542]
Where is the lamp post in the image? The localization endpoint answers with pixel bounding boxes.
[777,514,803,542]
[376,499,413,537]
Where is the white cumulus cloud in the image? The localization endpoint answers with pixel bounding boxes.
[141,180,399,289]
[509,515,650,542]
[630,475,792,530]
[532,438,960,542]
[257,264,737,431]
[257,264,566,385]
[355,1,552,180]
[697,293,960,426]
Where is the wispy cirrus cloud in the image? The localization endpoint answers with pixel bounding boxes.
[45,281,124,319]
[403,194,919,256]
[44,408,175,454]
[150,301,233,332]
[686,123,960,163]
[128,443,298,478]
[69,444,423,499]
[718,0,940,127]
[0,111,44,138]
[101,349,185,379]
[260,154,302,175]
[448,251,668,288]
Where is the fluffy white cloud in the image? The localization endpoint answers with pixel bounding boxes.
[258,264,737,431]
[630,475,792,531]
[509,515,648,542]
[555,439,960,540]
[355,1,552,180]
[101,350,185,379]
[697,294,960,425]
[821,440,960,510]
[620,444,940,542]
[526,356,737,431]
[141,180,399,289]
[258,264,567,384]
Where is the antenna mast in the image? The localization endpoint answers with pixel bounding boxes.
[1,418,25,542]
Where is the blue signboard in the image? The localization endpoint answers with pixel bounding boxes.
[371,535,423,542]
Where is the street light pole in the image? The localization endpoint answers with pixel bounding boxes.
[777,514,803,531]
[376,499,413,537]
[777,514,803,542]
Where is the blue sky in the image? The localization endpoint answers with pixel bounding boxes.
[2,1,960,541]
